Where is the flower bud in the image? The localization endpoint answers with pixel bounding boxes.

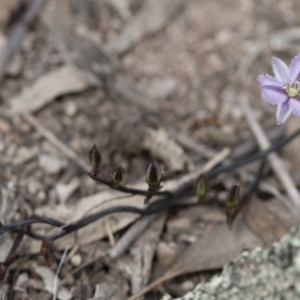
[112,167,125,185]
[225,182,240,209]
[194,175,209,202]
[89,144,101,169]
[225,182,240,229]
[145,159,162,187]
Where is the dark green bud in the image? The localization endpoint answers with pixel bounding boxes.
[89,144,101,169]
[225,182,240,209]
[225,182,240,229]
[145,159,162,187]
[112,167,125,185]
[194,175,209,202]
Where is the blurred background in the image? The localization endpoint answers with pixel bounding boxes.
[1,0,300,299]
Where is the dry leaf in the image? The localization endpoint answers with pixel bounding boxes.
[166,215,263,276]
[32,263,72,300]
[128,216,263,300]
[10,66,88,114]
[128,213,167,293]
[245,197,290,245]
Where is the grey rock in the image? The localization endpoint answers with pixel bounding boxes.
[38,153,66,175]
[147,77,178,99]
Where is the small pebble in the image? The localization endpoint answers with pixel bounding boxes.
[71,254,82,267]
[38,153,66,175]
[65,101,78,117]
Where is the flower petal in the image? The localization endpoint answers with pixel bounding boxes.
[258,74,288,105]
[276,101,292,124]
[289,54,300,81]
[258,74,281,87]
[289,98,300,117]
[272,57,289,83]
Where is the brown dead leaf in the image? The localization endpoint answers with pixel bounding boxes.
[166,215,262,275]
[10,66,88,114]
[245,197,290,246]
[128,216,263,300]
[32,263,72,300]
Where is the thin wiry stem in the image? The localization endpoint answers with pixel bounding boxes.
[0,128,299,241]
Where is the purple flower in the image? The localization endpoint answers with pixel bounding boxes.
[258,54,300,124]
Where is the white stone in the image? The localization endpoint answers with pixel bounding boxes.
[39,154,66,175]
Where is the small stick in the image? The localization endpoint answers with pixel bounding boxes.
[240,95,300,213]
[107,214,157,258]
[22,113,91,172]
[65,244,79,263]
[169,129,217,159]
[52,245,69,300]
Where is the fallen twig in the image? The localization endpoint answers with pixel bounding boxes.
[108,214,157,259]
[22,112,91,173]
[52,245,69,300]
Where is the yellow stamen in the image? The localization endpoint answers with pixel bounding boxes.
[283,81,300,98]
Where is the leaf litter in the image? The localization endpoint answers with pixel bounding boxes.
[0,0,300,299]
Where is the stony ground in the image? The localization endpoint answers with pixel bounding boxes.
[0,0,300,299]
